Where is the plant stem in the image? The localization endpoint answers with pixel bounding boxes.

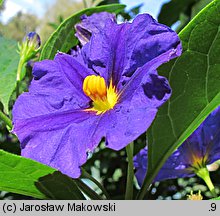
[125,142,134,200]
[196,167,217,198]
[75,179,103,200]
[16,58,25,98]
[202,172,217,198]
[81,168,110,199]
[136,177,151,200]
[204,175,217,198]
[16,80,20,98]
[0,110,12,130]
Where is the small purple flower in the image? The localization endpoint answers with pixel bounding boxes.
[134,106,220,186]
[75,12,116,45]
[12,13,181,178]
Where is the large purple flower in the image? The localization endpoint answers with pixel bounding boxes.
[12,13,181,178]
[134,106,220,186]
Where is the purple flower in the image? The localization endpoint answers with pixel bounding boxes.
[12,13,181,178]
[75,12,116,45]
[134,106,220,186]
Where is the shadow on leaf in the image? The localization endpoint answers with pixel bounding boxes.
[35,171,85,200]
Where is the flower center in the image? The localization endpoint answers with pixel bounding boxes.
[189,153,208,171]
[83,75,118,114]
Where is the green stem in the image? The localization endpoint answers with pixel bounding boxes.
[196,167,217,198]
[136,158,152,200]
[16,59,24,98]
[16,59,24,82]
[0,110,12,130]
[204,175,217,198]
[125,142,134,200]
[81,168,110,199]
[16,80,20,98]
[136,177,150,200]
[75,179,103,200]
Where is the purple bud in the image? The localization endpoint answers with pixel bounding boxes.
[24,32,41,49]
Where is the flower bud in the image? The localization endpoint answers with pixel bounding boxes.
[17,32,41,81]
[24,32,41,49]
[19,32,41,62]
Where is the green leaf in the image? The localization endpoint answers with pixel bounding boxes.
[144,0,220,194]
[0,150,54,199]
[0,37,19,113]
[158,0,197,26]
[211,196,220,200]
[40,4,125,60]
[191,0,213,18]
[0,150,85,199]
[36,171,85,200]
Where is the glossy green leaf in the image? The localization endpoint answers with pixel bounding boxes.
[143,0,220,195]
[0,150,85,199]
[158,0,196,26]
[191,0,213,18]
[0,37,19,113]
[40,4,125,60]
[0,150,54,199]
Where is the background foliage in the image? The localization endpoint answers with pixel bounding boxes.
[144,0,220,195]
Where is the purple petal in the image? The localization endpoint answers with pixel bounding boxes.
[189,106,220,164]
[134,148,194,186]
[11,53,101,178]
[119,49,174,102]
[82,13,181,89]
[155,149,195,182]
[13,110,104,178]
[179,106,220,165]
[133,148,148,186]
[75,12,116,45]
[203,106,220,164]
[102,106,157,150]
[101,70,171,150]
[14,53,95,121]
[32,53,92,94]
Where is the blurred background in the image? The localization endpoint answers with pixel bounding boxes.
[0,0,169,42]
[0,0,218,200]
[0,0,212,42]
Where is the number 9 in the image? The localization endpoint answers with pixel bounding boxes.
[211,203,216,211]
